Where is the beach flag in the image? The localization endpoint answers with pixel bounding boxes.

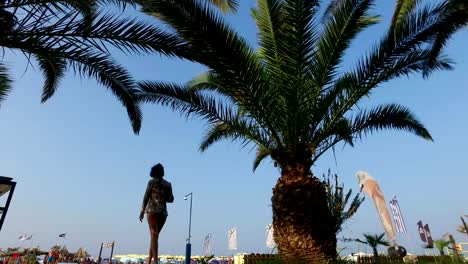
[204,234,212,256]
[59,233,66,238]
[424,224,434,247]
[266,224,276,249]
[18,234,32,241]
[228,227,237,250]
[356,171,397,246]
[102,242,114,248]
[417,221,427,242]
[389,197,407,233]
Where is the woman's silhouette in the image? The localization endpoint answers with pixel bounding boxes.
[140,163,174,264]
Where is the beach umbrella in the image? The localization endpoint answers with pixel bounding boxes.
[120,257,131,263]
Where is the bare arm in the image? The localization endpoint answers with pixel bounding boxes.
[166,183,174,203]
[141,180,152,212]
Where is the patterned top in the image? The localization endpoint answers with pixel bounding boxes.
[141,178,174,216]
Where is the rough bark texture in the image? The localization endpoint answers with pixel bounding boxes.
[272,173,336,263]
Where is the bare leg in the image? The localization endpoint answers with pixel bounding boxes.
[147,213,167,264]
[146,247,152,264]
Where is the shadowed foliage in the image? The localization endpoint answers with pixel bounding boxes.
[0,0,200,132]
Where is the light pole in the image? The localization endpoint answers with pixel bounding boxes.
[184,193,193,264]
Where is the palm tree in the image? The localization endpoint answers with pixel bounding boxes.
[457,224,467,235]
[432,239,451,256]
[356,233,390,262]
[4,247,21,255]
[75,247,89,262]
[0,0,191,133]
[323,170,365,236]
[136,0,468,261]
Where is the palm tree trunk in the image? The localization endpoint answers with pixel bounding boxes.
[272,172,336,262]
[373,247,379,264]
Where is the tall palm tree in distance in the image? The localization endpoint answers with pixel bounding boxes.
[356,233,390,262]
[136,0,468,261]
[0,0,191,133]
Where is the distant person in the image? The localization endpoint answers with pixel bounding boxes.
[139,163,174,264]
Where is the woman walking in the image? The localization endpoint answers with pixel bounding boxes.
[139,163,174,264]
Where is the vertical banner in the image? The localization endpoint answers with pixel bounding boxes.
[266,224,276,249]
[424,224,434,247]
[204,234,212,256]
[356,171,397,246]
[389,197,407,233]
[228,227,237,250]
[417,221,427,242]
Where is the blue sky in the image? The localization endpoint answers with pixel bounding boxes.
[0,0,467,257]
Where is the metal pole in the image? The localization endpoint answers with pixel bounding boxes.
[97,243,103,264]
[185,193,193,264]
[109,242,114,264]
[188,194,192,242]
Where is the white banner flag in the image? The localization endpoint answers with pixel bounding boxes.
[204,234,212,256]
[266,224,276,249]
[19,234,32,241]
[389,197,407,233]
[228,227,237,250]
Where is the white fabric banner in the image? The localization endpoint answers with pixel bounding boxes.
[228,227,237,250]
[266,224,276,249]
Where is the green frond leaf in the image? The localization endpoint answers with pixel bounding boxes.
[315,0,379,88]
[391,0,420,31]
[35,55,67,103]
[208,0,239,14]
[0,63,12,106]
[253,146,271,171]
[350,104,433,141]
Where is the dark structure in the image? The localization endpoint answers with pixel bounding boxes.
[387,246,407,257]
[0,176,16,232]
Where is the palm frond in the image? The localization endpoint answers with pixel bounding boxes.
[200,120,269,152]
[350,104,433,141]
[314,0,379,89]
[34,55,67,102]
[251,0,286,78]
[253,145,271,171]
[390,0,420,31]
[137,81,237,124]
[0,63,12,106]
[208,0,238,14]
[423,0,468,75]
[137,81,272,150]
[6,34,142,132]
[8,10,189,57]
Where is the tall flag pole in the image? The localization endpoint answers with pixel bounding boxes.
[59,233,66,247]
[389,197,407,233]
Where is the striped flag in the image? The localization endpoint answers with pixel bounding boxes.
[389,197,407,233]
[228,227,237,250]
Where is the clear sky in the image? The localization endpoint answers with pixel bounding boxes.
[0,0,467,258]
